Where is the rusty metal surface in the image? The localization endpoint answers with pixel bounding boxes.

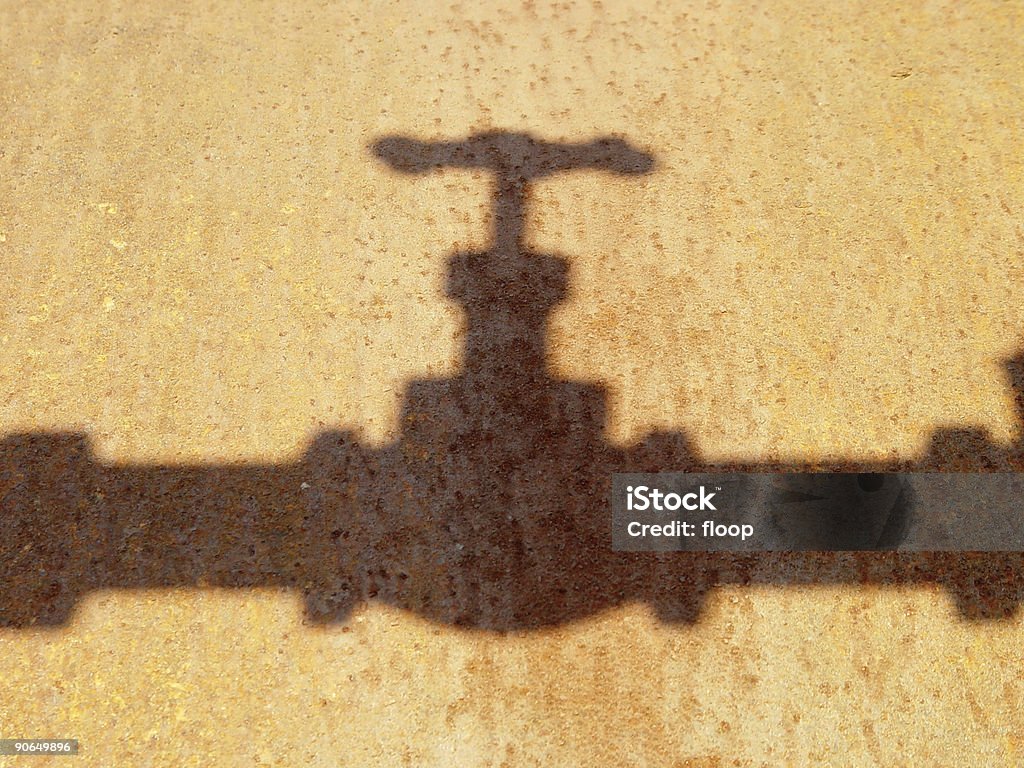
[1,1,1023,765]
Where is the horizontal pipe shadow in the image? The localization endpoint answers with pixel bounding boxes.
[2,131,1022,630]
[3,428,1023,630]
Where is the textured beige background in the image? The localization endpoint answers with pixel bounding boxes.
[2,1,1023,765]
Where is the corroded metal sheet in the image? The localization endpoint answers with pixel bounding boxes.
[2,0,1023,765]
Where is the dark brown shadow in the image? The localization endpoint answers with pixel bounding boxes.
[1,131,1022,630]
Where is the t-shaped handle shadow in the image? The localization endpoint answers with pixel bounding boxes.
[372,132,655,252]
[372,132,655,389]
